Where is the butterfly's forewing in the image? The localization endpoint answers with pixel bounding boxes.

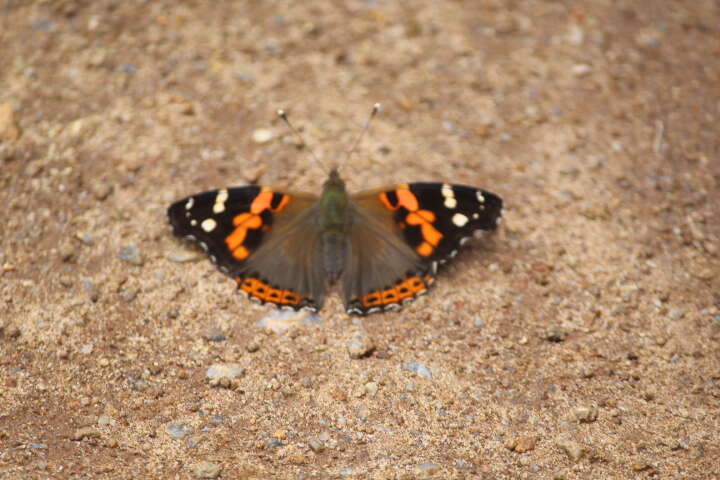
[167,186,325,311]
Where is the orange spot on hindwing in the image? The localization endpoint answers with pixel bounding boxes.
[236,277,303,306]
[360,275,434,309]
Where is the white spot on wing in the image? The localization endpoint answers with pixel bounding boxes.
[190,219,198,226]
[201,218,217,232]
[185,197,194,210]
[472,213,479,219]
[441,184,457,209]
[476,191,485,203]
[213,189,228,214]
[452,213,469,227]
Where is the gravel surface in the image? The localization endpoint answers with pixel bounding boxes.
[1,1,718,478]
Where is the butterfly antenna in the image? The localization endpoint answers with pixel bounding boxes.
[277,109,329,173]
[344,103,381,167]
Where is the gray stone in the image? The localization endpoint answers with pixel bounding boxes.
[117,245,143,266]
[165,423,194,440]
[346,328,375,359]
[202,328,226,342]
[308,437,325,453]
[404,362,433,379]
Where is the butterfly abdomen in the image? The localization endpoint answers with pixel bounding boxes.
[319,231,346,283]
[318,172,352,283]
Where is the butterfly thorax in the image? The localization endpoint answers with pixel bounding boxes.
[318,170,351,283]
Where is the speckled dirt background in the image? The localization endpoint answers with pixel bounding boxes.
[1,1,719,479]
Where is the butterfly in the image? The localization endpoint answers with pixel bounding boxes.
[167,108,503,315]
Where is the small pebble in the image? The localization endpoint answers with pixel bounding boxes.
[167,248,202,263]
[165,423,194,440]
[414,462,442,478]
[631,462,654,472]
[558,439,585,461]
[505,435,538,453]
[76,232,94,245]
[404,362,433,379]
[0,103,21,142]
[574,406,599,423]
[192,461,222,479]
[117,245,143,266]
[5,325,21,339]
[364,381,379,397]
[669,308,685,320]
[543,326,566,342]
[346,328,375,359]
[252,128,274,144]
[71,427,101,441]
[91,182,113,201]
[187,435,204,449]
[246,337,262,352]
[308,437,325,453]
[205,414,223,426]
[202,328,226,342]
[25,159,44,177]
[256,309,321,334]
[265,438,284,449]
[29,442,47,450]
[118,282,140,302]
[97,415,116,426]
[571,64,591,77]
[58,241,76,263]
[206,363,245,381]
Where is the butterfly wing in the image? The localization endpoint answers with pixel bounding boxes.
[343,183,502,315]
[167,186,326,311]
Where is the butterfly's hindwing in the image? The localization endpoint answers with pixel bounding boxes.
[341,200,432,315]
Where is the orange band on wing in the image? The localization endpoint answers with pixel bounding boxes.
[360,275,433,309]
[395,187,418,211]
[378,188,444,257]
[237,277,304,305]
[250,189,290,214]
[225,190,290,260]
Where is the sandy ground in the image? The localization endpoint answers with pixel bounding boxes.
[1,1,719,479]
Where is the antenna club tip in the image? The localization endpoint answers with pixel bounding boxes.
[277,109,286,117]
[372,103,381,113]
